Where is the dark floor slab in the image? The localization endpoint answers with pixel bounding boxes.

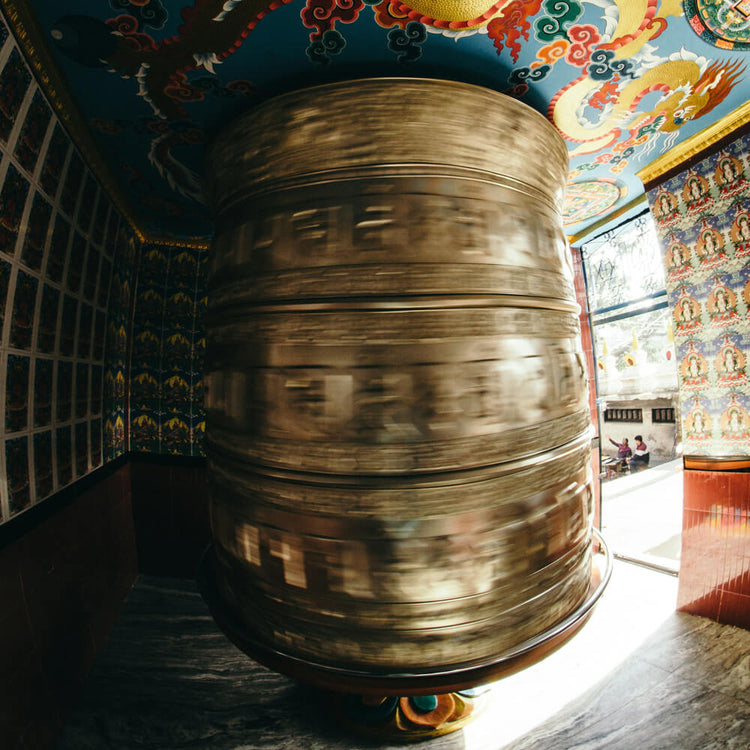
[56,568,750,750]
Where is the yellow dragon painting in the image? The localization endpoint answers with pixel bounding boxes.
[550,0,744,158]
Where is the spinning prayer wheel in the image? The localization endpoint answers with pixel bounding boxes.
[201,78,602,701]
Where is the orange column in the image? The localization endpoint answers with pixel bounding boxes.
[679,458,750,629]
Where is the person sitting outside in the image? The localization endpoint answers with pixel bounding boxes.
[607,436,632,473]
[630,435,650,471]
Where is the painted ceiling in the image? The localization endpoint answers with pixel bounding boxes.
[13,0,750,240]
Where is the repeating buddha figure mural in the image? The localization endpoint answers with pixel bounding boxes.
[649,131,750,456]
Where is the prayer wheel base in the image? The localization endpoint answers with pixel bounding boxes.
[328,689,488,741]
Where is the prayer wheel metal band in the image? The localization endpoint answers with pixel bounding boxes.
[206,78,568,221]
[204,78,595,681]
[198,530,612,696]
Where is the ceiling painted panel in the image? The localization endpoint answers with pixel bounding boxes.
[15,0,750,240]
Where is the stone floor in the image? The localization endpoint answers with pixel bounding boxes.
[56,559,750,749]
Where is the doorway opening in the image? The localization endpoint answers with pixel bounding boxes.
[581,211,682,574]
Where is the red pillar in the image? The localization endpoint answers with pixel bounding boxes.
[570,245,601,528]
[679,457,750,629]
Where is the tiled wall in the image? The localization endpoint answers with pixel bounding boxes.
[0,14,132,525]
[0,15,206,747]
[130,243,207,456]
[647,133,750,456]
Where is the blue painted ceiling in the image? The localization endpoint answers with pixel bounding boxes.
[22,0,750,240]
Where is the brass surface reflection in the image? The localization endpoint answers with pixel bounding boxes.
[204,78,594,679]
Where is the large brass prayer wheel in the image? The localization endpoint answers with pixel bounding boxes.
[203,78,594,689]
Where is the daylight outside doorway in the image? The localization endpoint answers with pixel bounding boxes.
[582,211,682,574]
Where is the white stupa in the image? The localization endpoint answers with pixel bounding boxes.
[619,329,650,395]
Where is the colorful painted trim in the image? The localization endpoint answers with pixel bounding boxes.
[567,195,647,246]
[637,100,750,187]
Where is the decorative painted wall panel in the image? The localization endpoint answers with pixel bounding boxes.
[648,132,750,457]
[103,225,137,461]
[129,243,206,456]
[0,18,131,524]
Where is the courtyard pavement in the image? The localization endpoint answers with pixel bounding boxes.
[599,458,683,573]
